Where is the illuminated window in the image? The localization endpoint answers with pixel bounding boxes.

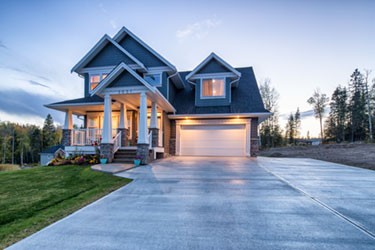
[90,73,108,91]
[201,78,225,97]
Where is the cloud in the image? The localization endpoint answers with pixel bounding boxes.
[0,89,63,124]
[176,18,222,40]
[28,80,51,89]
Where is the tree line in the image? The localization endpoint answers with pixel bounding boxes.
[0,114,61,165]
[260,68,375,148]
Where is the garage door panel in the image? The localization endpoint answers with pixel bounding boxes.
[180,124,246,156]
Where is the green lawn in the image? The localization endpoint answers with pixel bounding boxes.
[0,165,131,249]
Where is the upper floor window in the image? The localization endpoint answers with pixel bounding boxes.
[144,73,161,86]
[90,73,108,91]
[201,78,225,98]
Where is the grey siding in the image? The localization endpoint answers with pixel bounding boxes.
[195,78,231,107]
[107,71,143,88]
[162,111,171,156]
[156,72,168,99]
[196,58,230,74]
[118,36,166,68]
[86,43,136,68]
[84,73,89,97]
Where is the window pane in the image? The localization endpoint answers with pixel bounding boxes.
[202,78,224,97]
[102,74,108,80]
[90,82,99,90]
[144,74,161,86]
[90,75,100,83]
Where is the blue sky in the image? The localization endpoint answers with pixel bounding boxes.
[1,0,374,136]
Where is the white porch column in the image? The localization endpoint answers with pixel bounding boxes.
[64,110,73,129]
[102,93,113,144]
[150,102,158,129]
[119,103,127,129]
[138,92,149,144]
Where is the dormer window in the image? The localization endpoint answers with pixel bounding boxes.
[201,78,225,98]
[144,73,161,86]
[90,73,108,91]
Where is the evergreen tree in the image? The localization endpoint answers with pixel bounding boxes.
[294,108,301,139]
[285,113,295,144]
[42,114,56,149]
[348,69,367,141]
[30,127,42,163]
[326,86,348,142]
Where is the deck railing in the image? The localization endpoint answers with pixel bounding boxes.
[113,131,122,153]
[71,128,118,146]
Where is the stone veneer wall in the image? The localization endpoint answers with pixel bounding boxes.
[250,118,259,157]
[118,128,128,147]
[100,143,114,163]
[162,112,171,156]
[61,129,72,146]
[149,128,159,147]
[169,119,176,155]
[136,143,150,164]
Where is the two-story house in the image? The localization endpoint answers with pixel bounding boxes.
[46,26,270,164]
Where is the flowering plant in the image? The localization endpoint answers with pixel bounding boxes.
[135,155,143,160]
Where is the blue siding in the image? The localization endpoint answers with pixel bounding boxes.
[107,71,143,88]
[196,58,230,74]
[156,72,168,99]
[84,73,89,97]
[195,78,231,107]
[86,43,136,68]
[168,78,177,102]
[118,35,166,68]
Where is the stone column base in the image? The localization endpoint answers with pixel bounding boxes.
[169,138,176,155]
[136,143,150,164]
[62,129,72,146]
[118,128,128,147]
[149,128,159,147]
[100,143,114,163]
[250,138,259,157]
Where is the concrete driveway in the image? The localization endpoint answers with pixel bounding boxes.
[8,157,375,249]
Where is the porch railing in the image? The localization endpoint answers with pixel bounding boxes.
[113,131,122,153]
[71,128,118,146]
[148,131,152,149]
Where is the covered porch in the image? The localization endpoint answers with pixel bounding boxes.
[47,91,173,164]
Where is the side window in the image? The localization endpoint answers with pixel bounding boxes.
[201,78,225,98]
[90,73,108,91]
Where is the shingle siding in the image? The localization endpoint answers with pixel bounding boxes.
[86,43,135,68]
[118,36,166,68]
[168,78,177,102]
[84,73,89,97]
[196,58,231,74]
[195,78,231,107]
[107,71,143,88]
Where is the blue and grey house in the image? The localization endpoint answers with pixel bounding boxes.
[46,26,270,164]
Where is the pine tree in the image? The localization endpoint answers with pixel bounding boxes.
[348,69,367,141]
[294,108,301,139]
[326,86,348,142]
[285,113,295,144]
[42,114,56,149]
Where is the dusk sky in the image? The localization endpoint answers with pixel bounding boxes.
[1,0,374,136]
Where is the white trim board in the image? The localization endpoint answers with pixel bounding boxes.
[185,52,241,80]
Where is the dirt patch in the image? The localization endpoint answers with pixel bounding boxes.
[259,143,375,170]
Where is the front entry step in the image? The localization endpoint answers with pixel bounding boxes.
[113,149,136,163]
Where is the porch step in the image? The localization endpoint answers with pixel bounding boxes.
[113,149,137,164]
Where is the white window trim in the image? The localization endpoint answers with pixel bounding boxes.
[200,77,226,99]
[88,70,111,94]
[144,72,162,87]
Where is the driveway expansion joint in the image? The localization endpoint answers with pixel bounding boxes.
[258,162,375,240]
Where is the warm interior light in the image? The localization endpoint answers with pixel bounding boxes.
[237,115,239,118]
[185,117,188,120]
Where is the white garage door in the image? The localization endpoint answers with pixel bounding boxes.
[180,125,246,156]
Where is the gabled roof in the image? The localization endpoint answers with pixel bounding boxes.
[91,62,156,96]
[71,34,146,73]
[185,52,242,80]
[113,26,177,72]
